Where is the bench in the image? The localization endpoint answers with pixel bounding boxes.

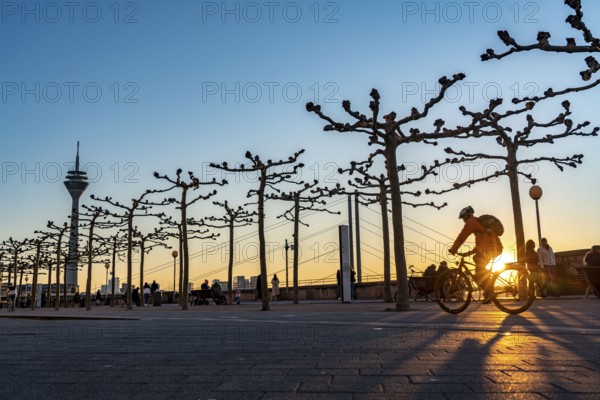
[575,267,600,298]
[190,289,226,305]
[408,276,438,301]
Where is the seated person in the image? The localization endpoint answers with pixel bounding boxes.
[437,261,449,275]
[211,282,226,305]
[201,279,210,290]
[423,264,437,277]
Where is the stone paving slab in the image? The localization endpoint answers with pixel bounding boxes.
[0,297,599,398]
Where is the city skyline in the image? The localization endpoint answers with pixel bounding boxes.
[2,1,600,291]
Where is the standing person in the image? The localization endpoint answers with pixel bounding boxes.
[448,206,503,304]
[6,286,16,312]
[143,282,151,305]
[538,238,557,297]
[526,239,545,298]
[132,286,140,307]
[234,289,241,304]
[271,274,280,301]
[255,274,262,301]
[95,290,102,306]
[73,292,81,307]
[150,280,159,293]
[584,245,600,266]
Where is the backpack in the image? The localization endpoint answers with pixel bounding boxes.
[478,214,504,237]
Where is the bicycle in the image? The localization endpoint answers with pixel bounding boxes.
[435,254,534,315]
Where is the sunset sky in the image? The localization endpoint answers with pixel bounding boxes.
[2,0,599,291]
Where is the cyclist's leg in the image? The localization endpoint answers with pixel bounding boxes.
[473,254,493,301]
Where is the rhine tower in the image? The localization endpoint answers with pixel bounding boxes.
[64,142,89,289]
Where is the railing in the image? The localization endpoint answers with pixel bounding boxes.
[229,274,399,290]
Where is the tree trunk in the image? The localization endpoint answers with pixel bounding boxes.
[507,153,526,262]
[63,256,68,307]
[386,145,410,311]
[31,242,41,311]
[293,194,300,304]
[111,238,117,307]
[55,240,61,311]
[178,227,183,306]
[17,268,24,310]
[258,173,269,311]
[85,223,94,310]
[46,259,52,308]
[12,251,18,287]
[380,189,393,303]
[227,220,234,305]
[126,216,133,310]
[181,189,190,310]
[139,241,145,307]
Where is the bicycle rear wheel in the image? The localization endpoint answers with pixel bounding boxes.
[492,266,534,314]
[435,269,472,314]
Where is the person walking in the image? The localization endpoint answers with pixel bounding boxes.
[132,286,141,307]
[538,237,557,296]
[526,239,545,298]
[271,274,280,301]
[6,286,16,312]
[143,282,151,305]
[584,245,600,266]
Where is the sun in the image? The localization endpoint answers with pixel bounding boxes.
[488,252,517,273]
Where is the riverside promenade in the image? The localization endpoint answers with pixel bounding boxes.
[1,297,599,399]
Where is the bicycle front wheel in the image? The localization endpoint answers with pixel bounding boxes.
[435,269,473,314]
[492,266,534,314]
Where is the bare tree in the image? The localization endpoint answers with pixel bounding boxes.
[428,100,598,260]
[482,0,600,97]
[306,76,488,311]
[133,226,170,306]
[335,160,446,302]
[28,232,52,311]
[202,202,256,305]
[268,180,339,304]
[91,192,158,310]
[211,150,305,311]
[2,237,31,286]
[79,205,111,310]
[45,222,69,310]
[151,169,225,310]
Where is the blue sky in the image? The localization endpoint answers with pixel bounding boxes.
[2,0,600,290]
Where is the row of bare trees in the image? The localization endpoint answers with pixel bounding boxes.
[2,1,599,313]
[306,0,600,310]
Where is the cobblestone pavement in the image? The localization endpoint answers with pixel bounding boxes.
[1,297,599,399]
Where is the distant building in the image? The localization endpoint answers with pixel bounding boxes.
[233,276,246,290]
[105,277,120,294]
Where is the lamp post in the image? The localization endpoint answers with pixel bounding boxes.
[529,185,543,244]
[104,261,110,298]
[285,240,289,300]
[25,276,29,307]
[171,250,178,293]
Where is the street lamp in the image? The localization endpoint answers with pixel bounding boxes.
[171,250,178,293]
[285,239,289,299]
[529,185,543,244]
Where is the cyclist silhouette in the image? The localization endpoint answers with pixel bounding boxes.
[448,206,503,303]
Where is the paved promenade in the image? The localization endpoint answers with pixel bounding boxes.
[1,297,600,399]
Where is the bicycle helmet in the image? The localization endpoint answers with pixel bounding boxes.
[458,206,474,219]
